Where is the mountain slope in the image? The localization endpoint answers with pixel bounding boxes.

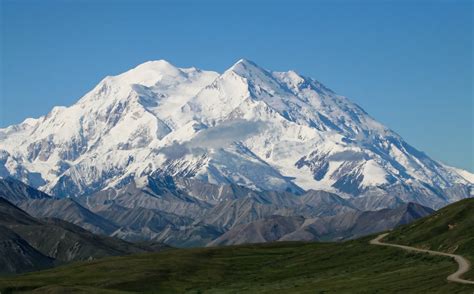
[0,59,471,209]
[93,203,223,247]
[1,177,437,247]
[6,176,438,247]
[0,178,51,204]
[0,197,167,274]
[386,198,474,279]
[0,226,54,275]
[208,215,306,246]
[208,202,433,246]
[328,202,434,239]
[18,198,119,235]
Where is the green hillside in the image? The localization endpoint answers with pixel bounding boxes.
[2,198,474,293]
[386,198,474,279]
[0,236,471,294]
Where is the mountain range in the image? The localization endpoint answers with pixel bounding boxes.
[0,59,472,210]
[0,177,434,249]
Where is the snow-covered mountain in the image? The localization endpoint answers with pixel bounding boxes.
[0,59,472,208]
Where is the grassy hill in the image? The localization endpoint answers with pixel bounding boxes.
[0,236,471,293]
[1,198,474,293]
[386,198,474,280]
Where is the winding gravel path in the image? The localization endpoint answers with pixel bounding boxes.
[370,233,474,285]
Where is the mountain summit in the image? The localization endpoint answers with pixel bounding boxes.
[0,59,472,208]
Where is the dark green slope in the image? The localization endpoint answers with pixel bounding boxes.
[1,198,473,293]
[0,237,471,294]
[386,197,474,279]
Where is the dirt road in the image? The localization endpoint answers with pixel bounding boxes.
[370,233,474,285]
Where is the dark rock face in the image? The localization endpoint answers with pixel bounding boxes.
[0,196,168,275]
[0,177,51,204]
[0,225,54,275]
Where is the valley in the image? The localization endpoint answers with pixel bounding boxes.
[0,235,470,293]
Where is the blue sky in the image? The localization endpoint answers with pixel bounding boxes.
[1,0,472,171]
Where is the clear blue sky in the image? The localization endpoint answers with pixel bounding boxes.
[1,0,472,171]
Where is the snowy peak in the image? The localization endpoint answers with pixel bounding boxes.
[113,60,185,87]
[220,60,387,138]
[228,58,265,76]
[228,59,324,98]
[227,58,288,97]
[0,59,472,209]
